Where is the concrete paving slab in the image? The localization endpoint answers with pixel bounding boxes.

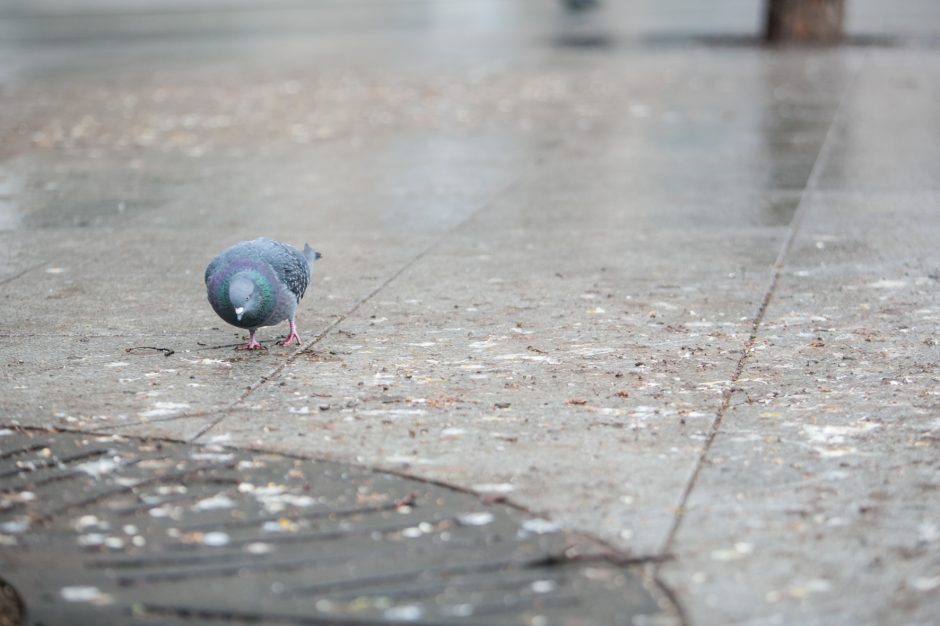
[191,212,785,560]
[660,193,940,622]
[2,0,939,624]
[817,52,940,193]
[0,236,44,286]
[0,226,437,336]
[106,414,224,442]
[2,136,528,233]
[172,42,857,558]
[1,334,262,430]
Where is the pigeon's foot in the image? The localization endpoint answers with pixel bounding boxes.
[278,320,302,347]
[237,332,264,350]
[278,332,301,346]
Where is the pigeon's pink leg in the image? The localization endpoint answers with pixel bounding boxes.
[237,329,264,350]
[278,319,302,346]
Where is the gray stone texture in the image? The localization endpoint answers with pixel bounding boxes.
[1,1,939,624]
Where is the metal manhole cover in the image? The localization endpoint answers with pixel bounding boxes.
[0,428,671,626]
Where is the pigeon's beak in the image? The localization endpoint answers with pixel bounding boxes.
[234,306,245,321]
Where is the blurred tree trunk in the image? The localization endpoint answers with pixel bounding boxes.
[766,0,845,43]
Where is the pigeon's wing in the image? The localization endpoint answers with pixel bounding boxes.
[204,253,223,285]
[262,240,311,302]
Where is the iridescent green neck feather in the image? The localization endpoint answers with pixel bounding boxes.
[216,269,275,328]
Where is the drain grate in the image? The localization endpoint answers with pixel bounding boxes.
[0,428,667,626]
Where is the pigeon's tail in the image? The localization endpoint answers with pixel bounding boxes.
[303,244,322,262]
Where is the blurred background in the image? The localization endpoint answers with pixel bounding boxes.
[1,0,938,55]
[2,4,940,625]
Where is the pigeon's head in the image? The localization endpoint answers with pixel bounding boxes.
[228,273,262,323]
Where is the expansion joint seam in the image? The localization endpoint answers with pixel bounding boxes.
[191,144,561,442]
[656,59,866,562]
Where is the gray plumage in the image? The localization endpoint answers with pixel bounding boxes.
[205,237,321,349]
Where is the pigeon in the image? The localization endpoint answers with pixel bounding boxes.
[205,238,321,350]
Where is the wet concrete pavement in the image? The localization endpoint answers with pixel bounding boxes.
[1,1,940,624]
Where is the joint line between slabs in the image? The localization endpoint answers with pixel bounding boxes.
[0,261,48,289]
[189,249,432,442]
[656,60,864,560]
[189,151,554,443]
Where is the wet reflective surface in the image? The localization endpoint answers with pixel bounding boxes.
[1,1,939,625]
